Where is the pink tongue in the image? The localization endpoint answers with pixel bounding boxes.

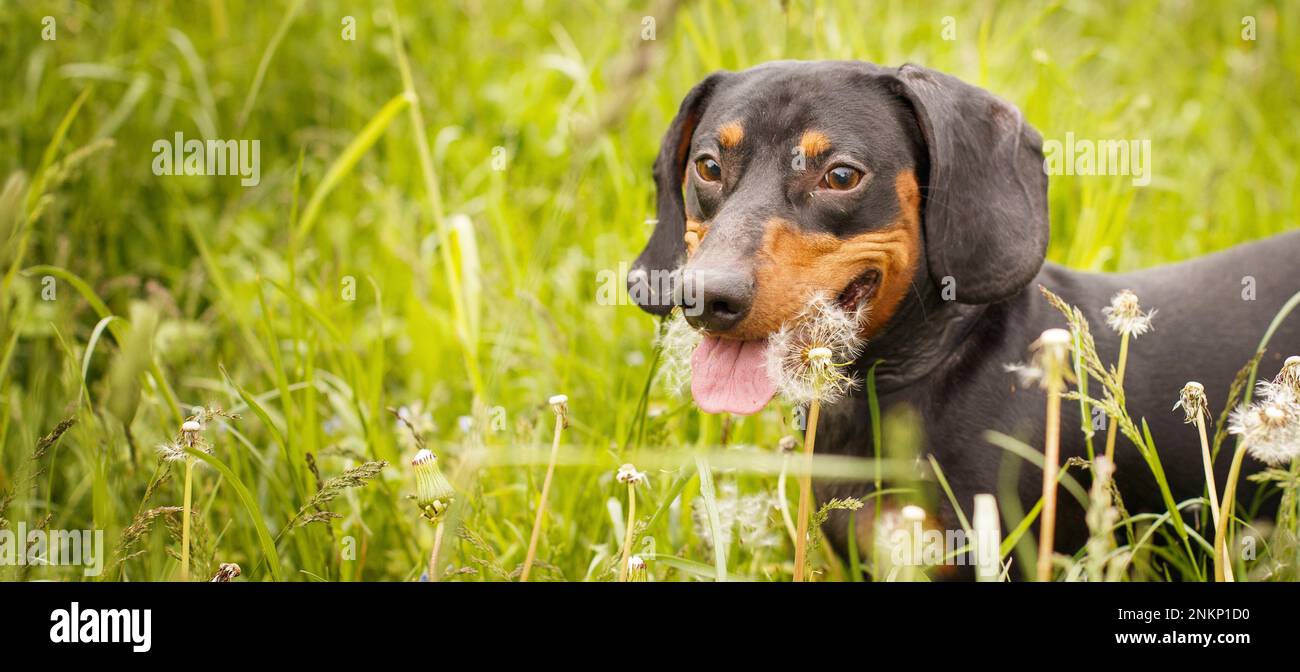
[690,336,777,415]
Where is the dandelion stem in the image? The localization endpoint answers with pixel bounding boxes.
[794,397,821,582]
[520,409,564,582]
[1194,413,1232,581]
[618,483,636,581]
[1103,333,1130,463]
[180,459,194,582]
[428,522,445,582]
[1213,441,1249,582]
[1036,378,1063,582]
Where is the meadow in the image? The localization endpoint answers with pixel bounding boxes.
[1,0,1298,582]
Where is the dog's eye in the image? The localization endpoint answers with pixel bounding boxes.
[695,157,722,183]
[820,165,863,191]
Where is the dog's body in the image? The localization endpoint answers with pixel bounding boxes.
[628,60,1300,570]
[819,234,1300,557]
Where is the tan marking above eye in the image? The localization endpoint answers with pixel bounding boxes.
[684,218,709,256]
[799,130,831,158]
[718,122,744,149]
[725,170,923,341]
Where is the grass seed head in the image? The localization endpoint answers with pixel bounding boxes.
[1102,289,1157,337]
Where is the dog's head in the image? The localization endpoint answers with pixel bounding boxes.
[628,61,1049,413]
[631,60,1048,324]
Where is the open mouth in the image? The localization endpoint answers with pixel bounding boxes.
[836,268,881,312]
[687,269,880,417]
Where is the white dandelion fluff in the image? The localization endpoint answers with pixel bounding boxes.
[1256,356,1300,405]
[1229,401,1300,467]
[1102,289,1157,337]
[764,293,867,405]
[653,308,703,395]
[1007,328,1073,390]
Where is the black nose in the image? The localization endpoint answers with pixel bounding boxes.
[682,268,754,332]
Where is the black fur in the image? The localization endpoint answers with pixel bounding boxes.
[633,60,1300,574]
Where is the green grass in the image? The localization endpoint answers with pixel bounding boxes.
[1,0,1298,582]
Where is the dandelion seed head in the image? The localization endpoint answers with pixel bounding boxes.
[653,309,703,395]
[156,442,188,463]
[1174,381,1209,424]
[412,448,455,523]
[1256,380,1298,407]
[764,293,866,405]
[901,504,926,523]
[616,463,648,486]
[1273,356,1300,396]
[1229,401,1300,466]
[692,483,781,551]
[547,394,570,428]
[1102,289,1157,337]
[1016,328,1074,390]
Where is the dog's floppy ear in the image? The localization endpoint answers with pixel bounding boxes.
[629,73,726,315]
[889,64,1049,305]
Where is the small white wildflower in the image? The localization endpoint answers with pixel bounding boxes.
[1173,381,1209,424]
[616,463,648,487]
[765,293,867,405]
[182,420,202,434]
[778,435,797,454]
[1102,289,1156,337]
[1229,402,1300,466]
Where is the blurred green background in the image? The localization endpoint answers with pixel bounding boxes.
[0,0,1296,581]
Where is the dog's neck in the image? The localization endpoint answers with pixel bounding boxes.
[852,274,1006,394]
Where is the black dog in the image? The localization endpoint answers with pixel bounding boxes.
[627,60,1300,572]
